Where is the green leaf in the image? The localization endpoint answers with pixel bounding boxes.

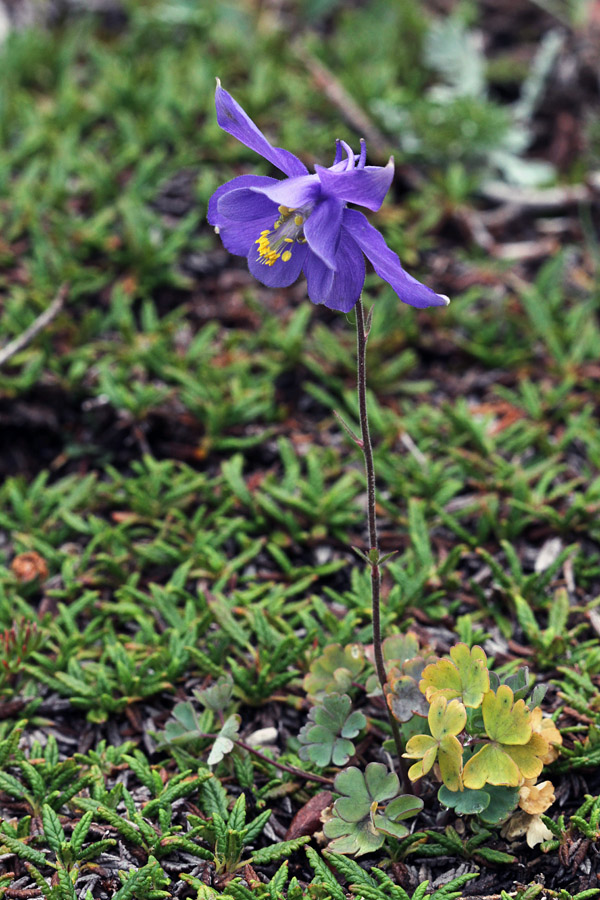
[324,764,422,856]
[250,835,310,864]
[298,693,366,768]
[78,839,117,861]
[42,804,65,853]
[70,811,93,856]
[420,643,489,708]
[0,720,26,768]
[0,772,27,799]
[323,849,378,887]
[201,776,229,819]
[438,785,490,816]
[24,863,53,900]
[194,677,234,713]
[478,785,520,825]
[93,806,144,845]
[207,714,240,766]
[323,813,384,856]
[303,644,364,700]
[305,846,346,900]
[474,846,516,864]
[0,834,49,866]
[243,807,272,844]
[548,587,569,637]
[228,793,247,833]
[425,16,485,97]
[112,858,167,900]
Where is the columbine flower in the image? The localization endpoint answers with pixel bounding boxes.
[208,82,450,313]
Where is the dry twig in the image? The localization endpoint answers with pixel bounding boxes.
[0,284,67,368]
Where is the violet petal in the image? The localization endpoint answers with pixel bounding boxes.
[250,174,321,209]
[216,82,308,179]
[343,209,450,308]
[304,228,365,313]
[208,174,278,227]
[247,241,308,287]
[220,215,277,257]
[303,197,344,271]
[218,188,278,222]
[315,157,394,211]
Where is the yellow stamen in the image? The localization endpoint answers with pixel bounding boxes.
[256,204,308,267]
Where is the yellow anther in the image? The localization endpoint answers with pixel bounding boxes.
[255,208,306,266]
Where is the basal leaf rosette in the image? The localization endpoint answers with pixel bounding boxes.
[419,643,490,709]
[403,695,466,791]
[323,763,423,856]
[365,634,434,722]
[379,632,421,663]
[462,686,549,789]
[303,644,364,701]
[365,632,432,695]
[385,663,430,723]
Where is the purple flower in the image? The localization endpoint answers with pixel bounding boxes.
[208,82,449,313]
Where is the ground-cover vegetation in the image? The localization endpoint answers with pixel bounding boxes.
[0,0,599,897]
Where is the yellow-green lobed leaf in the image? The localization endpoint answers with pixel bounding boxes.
[462,692,548,789]
[438,734,463,791]
[420,658,461,702]
[419,643,489,708]
[482,685,531,745]
[463,743,521,789]
[404,696,466,787]
[404,735,438,780]
[428,695,467,741]
[449,643,489,707]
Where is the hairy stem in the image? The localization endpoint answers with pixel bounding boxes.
[233,739,334,785]
[355,299,409,792]
[196,732,334,785]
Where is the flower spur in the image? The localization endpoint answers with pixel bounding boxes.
[208,81,449,313]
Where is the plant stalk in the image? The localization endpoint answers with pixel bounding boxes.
[355,298,410,792]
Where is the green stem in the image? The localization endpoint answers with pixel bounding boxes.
[355,298,410,792]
